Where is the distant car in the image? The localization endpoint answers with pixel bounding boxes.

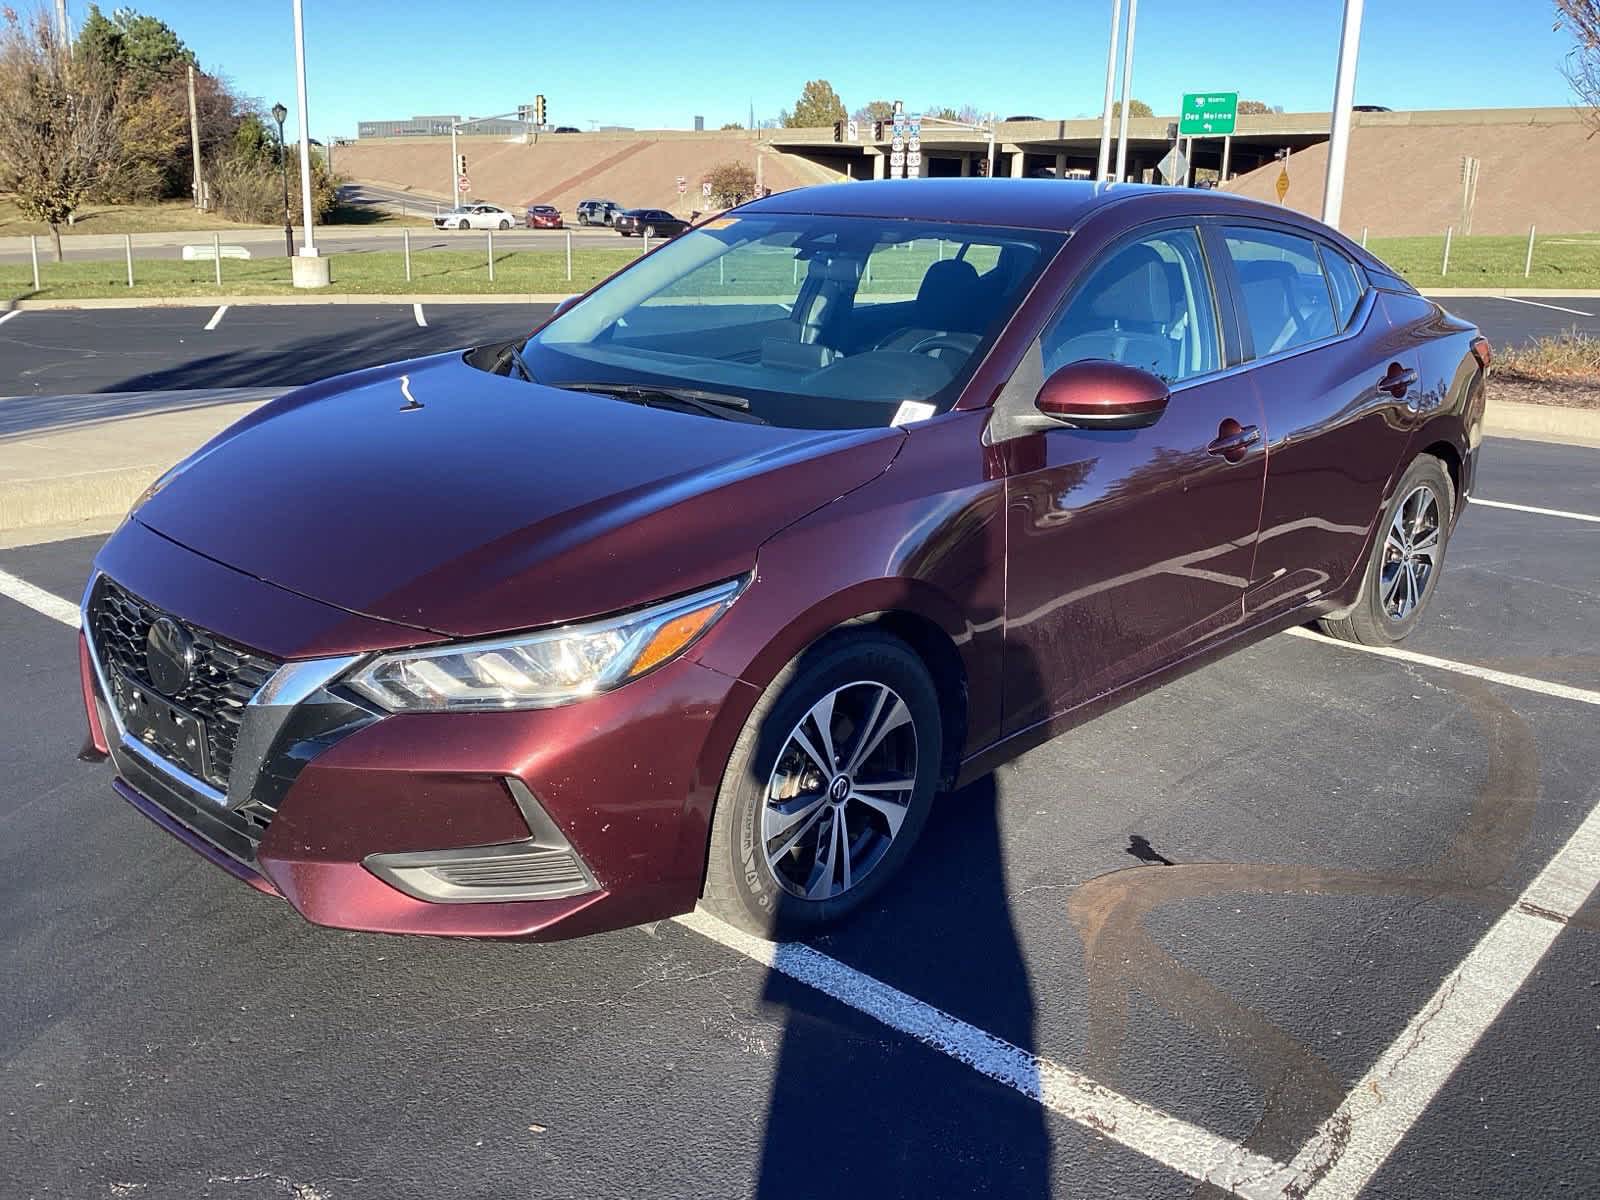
[614,208,689,238]
[576,199,620,226]
[525,204,564,229]
[552,126,581,134]
[434,204,515,231]
[1352,105,1392,113]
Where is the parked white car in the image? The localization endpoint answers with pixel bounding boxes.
[433,204,515,231]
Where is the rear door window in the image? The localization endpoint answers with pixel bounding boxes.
[1320,244,1365,330]
[1222,226,1337,357]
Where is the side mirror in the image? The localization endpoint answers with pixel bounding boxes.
[1035,359,1170,430]
[550,295,579,320]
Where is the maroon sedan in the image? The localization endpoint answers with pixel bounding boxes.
[525,204,563,229]
[78,180,1488,941]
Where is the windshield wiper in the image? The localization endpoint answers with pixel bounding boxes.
[492,340,535,382]
[562,382,767,424]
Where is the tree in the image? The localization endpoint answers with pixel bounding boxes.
[1237,99,1272,115]
[784,79,846,128]
[853,99,894,124]
[703,160,757,208]
[719,121,744,130]
[0,10,120,260]
[1557,1,1600,135]
[1110,99,1153,119]
[927,103,984,125]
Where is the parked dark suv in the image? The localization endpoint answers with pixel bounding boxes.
[575,198,620,226]
[79,180,1488,943]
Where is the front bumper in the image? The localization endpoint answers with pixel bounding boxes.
[80,525,758,940]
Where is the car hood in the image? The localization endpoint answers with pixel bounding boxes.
[134,352,903,639]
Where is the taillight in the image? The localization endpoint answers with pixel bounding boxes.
[1471,336,1492,370]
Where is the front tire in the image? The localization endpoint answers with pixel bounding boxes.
[498,219,511,230]
[1320,454,1454,646]
[702,630,942,939]
[456,219,470,230]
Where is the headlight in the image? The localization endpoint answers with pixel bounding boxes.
[344,578,745,713]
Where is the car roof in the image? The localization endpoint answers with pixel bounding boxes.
[734,178,1333,235]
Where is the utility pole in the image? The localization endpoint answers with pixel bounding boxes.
[1322,0,1365,229]
[54,0,68,43]
[1114,0,1139,183]
[1096,0,1122,181]
[187,63,204,210]
[292,0,316,255]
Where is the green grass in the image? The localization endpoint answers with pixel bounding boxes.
[0,195,272,237]
[1366,234,1600,290]
[1,248,644,300]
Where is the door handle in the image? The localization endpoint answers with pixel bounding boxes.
[1380,364,1419,399]
[1206,421,1261,463]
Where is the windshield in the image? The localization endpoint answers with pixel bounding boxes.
[527,213,1064,430]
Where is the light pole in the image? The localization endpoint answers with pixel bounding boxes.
[271,102,292,258]
[1096,0,1123,181]
[288,0,326,286]
[1322,0,1365,229]
[1114,0,1139,183]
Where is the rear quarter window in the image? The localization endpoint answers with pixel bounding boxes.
[1319,245,1366,330]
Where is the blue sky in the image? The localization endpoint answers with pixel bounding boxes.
[81,0,1581,138]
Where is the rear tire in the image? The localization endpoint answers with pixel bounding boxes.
[1319,454,1453,646]
[702,630,943,940]
[644,224,657,238]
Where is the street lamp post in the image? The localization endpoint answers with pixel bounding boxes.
[271,102,292,258]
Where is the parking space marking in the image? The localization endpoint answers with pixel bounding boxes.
[1494,296,1594,317]
[0,568,79,627]
[203,305,229,332]
[1285,627,1600,707]
[675,909,1289,1197]
[1273,788,1600,1199]
[1471,496,1600,524]
[0,309,20,326]
[413,303,427,327]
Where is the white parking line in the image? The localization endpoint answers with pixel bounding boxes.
[0,568,79,627]
[413,303,427,327]
[1471,496,1600,524]
[1271,788,1600,1199]
[203,305,228,331]
[1285,627,1600,707]
[0,309,21,327]
[675,909,1291,1198]
[1494,295,1595,317]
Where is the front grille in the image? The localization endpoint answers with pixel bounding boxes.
[89,577,280,795]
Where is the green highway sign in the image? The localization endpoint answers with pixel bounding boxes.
[1179,92,1238,136]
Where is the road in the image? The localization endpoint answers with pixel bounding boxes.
[0,302,1597,1198]
[1,437,1596,1199]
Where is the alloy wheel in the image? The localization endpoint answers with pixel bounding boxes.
[762,681,919,901]
[1380,485,1441,621]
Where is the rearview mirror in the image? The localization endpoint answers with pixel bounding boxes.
[1035,360,1170,430]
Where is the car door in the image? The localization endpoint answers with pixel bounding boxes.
[998,223,1267,733]
[1213,224,1419,617]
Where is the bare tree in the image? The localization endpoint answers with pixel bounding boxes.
[1556,1,1600,135]
[0,8,121,261]
[703,160,757,208]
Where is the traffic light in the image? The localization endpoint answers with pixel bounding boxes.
[456,154,467,175]
[872,120,885,141]
[976,157,989,177]
[517,103,531,122]
[534,94,546,126]
[833,120,843,143]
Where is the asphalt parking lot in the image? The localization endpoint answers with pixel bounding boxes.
[1,300,1598,1199]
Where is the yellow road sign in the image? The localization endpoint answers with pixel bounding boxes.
[1275,166,1290,203]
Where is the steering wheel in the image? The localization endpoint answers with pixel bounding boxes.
[904,332,979,358]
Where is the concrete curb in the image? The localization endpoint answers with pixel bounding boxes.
[1421,288,1600,298]
[1483,397,1600,447]
[4,293,572,311]
[0,463,161,530]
